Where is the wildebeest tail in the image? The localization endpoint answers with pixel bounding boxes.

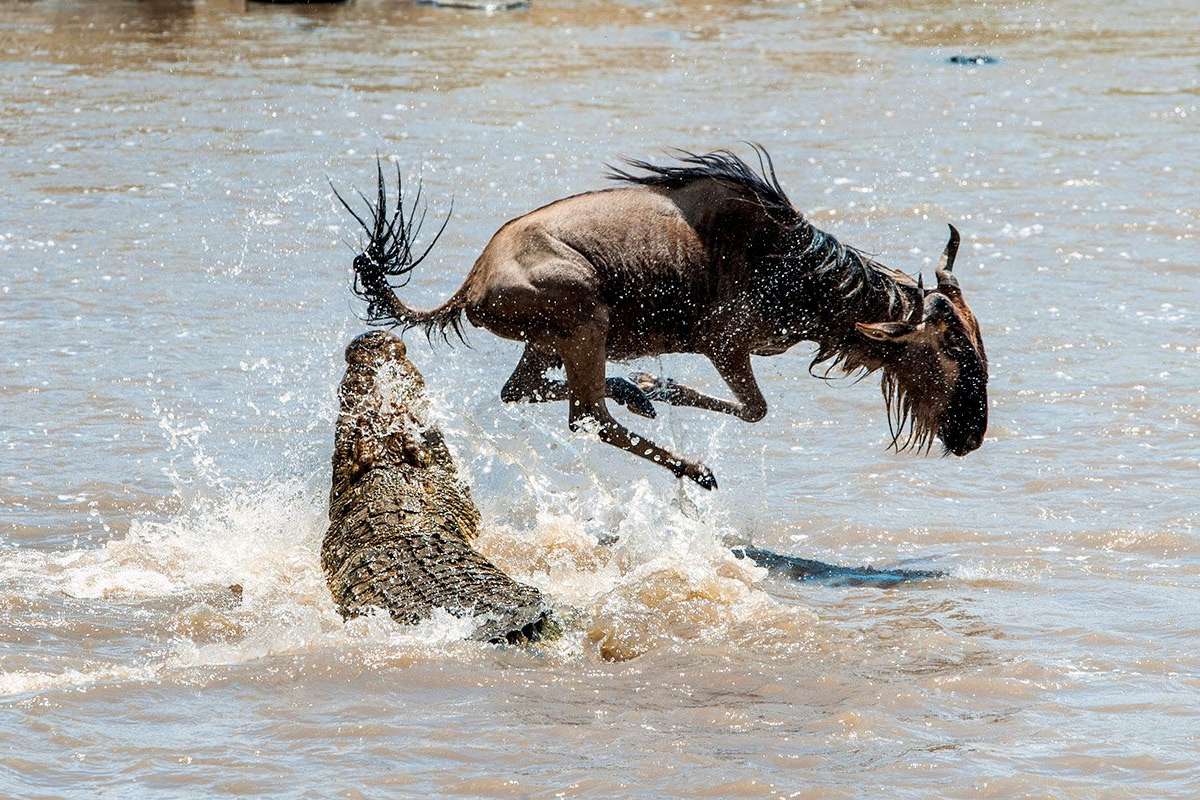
[332,160,467,343]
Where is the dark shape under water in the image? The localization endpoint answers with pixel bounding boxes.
[732,546,944,588]
[947,54,1000,65]
[417,0,529,9]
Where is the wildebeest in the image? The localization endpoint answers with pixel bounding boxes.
[333,147,988,489]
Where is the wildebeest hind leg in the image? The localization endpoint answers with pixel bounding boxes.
[501,344,657,418]
[558,321,716,490]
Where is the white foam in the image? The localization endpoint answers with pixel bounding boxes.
[5,477,330,602]
[2,396,810,696]
[0,665,158,697]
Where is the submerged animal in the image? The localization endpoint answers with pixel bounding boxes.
[334,147,988,489]
[321,330,555,644]
[733,546,943,588]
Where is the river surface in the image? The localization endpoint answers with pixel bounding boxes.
[1,0,1197,796]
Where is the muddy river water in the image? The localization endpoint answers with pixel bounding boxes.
[1,0,1197,796]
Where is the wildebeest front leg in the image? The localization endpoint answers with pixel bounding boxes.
[631,350,767,423]
[558,324,717,490]
[501,345,656,418]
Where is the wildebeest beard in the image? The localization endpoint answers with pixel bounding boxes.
[781,226,956,455]
[808,336,947,455]
[880,362,944,454]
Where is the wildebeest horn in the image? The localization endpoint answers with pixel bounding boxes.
[936,224,960,273]
[936,224,961,294]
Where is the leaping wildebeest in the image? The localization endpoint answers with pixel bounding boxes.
[333,147,988,490]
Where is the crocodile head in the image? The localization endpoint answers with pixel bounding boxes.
[331,330,444,495]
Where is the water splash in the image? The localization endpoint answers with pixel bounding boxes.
[1,453,812,698]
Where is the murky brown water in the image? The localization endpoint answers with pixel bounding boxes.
[2,0,1198,796]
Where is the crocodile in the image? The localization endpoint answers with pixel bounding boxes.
[321,330,555,644]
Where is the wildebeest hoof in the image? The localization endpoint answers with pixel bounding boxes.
[630,372,679,402]
[681,464,718,491]
[606,377,656,418]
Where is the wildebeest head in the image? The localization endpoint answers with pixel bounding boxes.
[854,226,988,456]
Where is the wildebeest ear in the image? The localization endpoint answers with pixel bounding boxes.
[854,321,924,342]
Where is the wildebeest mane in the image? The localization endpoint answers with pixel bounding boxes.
[607,144,798,223]
[608,147,909,320]
[797,230,927,452]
